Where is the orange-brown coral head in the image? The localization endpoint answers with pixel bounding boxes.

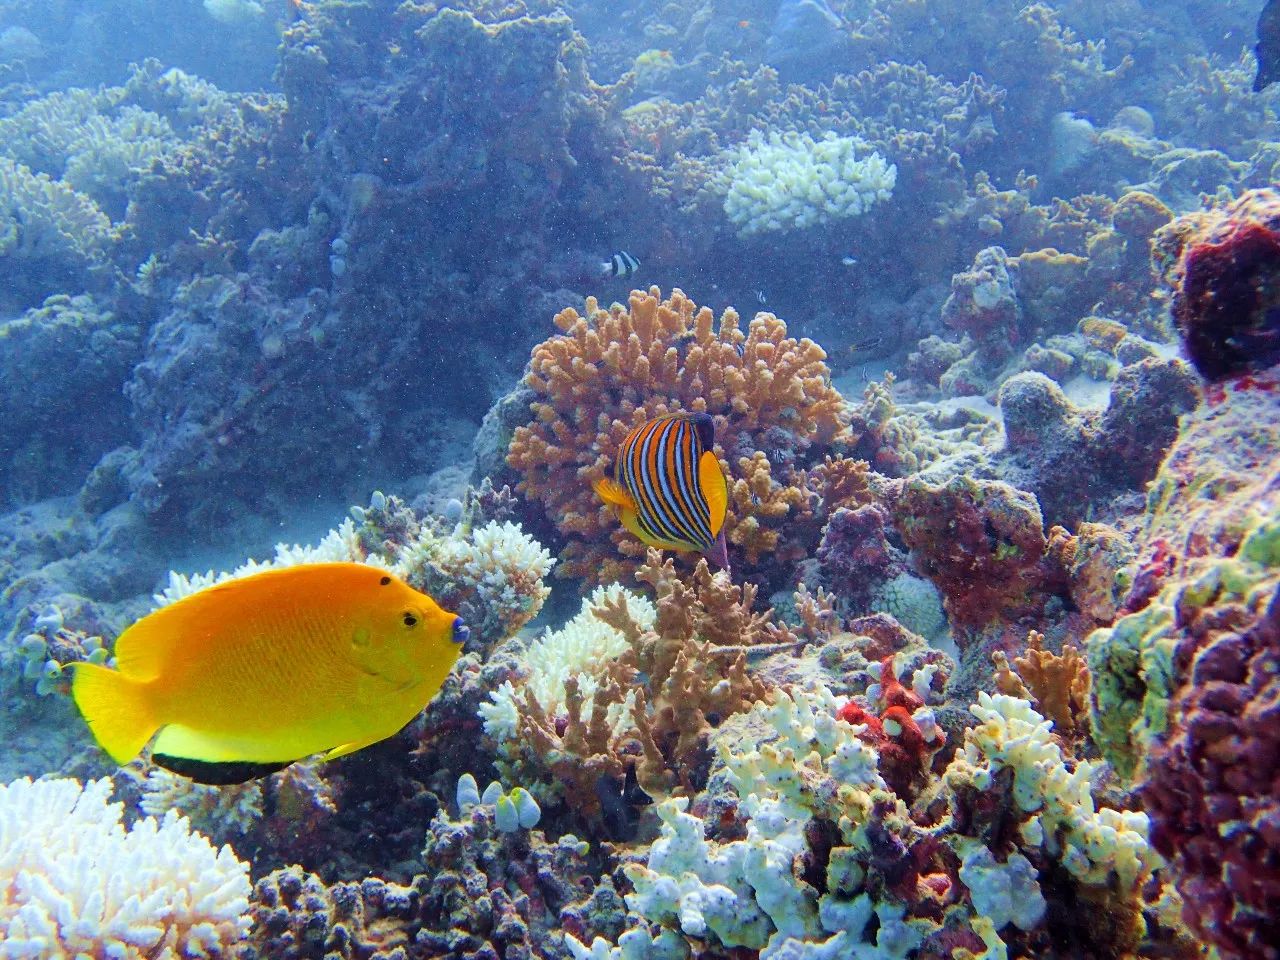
[594,413,730,570]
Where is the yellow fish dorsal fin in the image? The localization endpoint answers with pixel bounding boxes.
[593,476,636,511]
[699,450,728,535]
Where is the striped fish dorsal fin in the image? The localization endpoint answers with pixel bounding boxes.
[699,450,728,535]
[689,412,715,451]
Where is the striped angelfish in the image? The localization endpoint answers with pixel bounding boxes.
[593,412,730,570]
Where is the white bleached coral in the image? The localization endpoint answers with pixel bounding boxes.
[203,0,266,24]
[479,585,655,742]
[139,768,264,837]
[0,777,251,958]
[720,130,896,236]
[958,692,1159,888]
[153,517,374,606]
[718,685,886,822]
[399,519,554,642]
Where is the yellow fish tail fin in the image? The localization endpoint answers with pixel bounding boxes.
[70,663,158,765]
[593,477,636,510]
[699,450,728,534]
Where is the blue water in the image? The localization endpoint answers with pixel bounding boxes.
[1,2,1277,958]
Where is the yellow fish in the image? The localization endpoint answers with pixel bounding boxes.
[70,562,467,784]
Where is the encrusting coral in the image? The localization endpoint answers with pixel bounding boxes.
[507,286,849,584]
[0,776,251,958]
[1152,187,1280,382]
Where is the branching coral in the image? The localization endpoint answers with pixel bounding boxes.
[481,549,780,831]
[0,777,251,957]
[244,793,609,960]
[993,631,1090,740]
[507,287,849,584]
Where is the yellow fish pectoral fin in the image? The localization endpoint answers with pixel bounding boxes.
[699,450,728,534]
[321,735,384,762]
[594,477,636,510]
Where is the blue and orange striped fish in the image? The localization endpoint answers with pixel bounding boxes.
[593,412,730,569]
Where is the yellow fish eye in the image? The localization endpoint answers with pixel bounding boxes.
[402,610,419,628]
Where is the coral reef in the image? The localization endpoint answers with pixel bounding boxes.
[1084,371,1280,959]
[889,474,1063,636]
[241,781,611,960]
[507,287,848,584]
[482,549,776,832]
[0,776,251,957]
[995,360,1199,526]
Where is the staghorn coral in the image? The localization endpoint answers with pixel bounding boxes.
[0,776,251,958]
[507,287,849,584]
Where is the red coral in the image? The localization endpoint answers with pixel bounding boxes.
[837,656,938,797]
[1156,188,1280,383]
[890,475,1064,635]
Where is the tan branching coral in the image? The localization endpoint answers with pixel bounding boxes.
[993,630,1091,739]
[507,286,849,583]
[486,550,778,829]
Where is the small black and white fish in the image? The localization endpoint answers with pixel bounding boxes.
[600,251,640,278]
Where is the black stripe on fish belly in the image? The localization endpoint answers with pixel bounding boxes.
[153,752,294,784]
